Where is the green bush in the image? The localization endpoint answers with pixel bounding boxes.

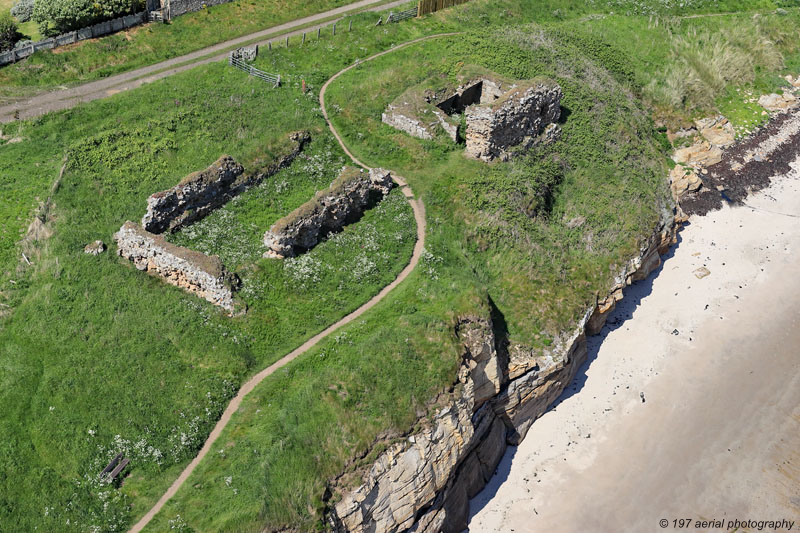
[0,12,22,51]
[32,0,143,36]
[10,0,35,23]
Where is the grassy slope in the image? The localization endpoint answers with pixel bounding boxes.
[0,53,415,531]
[2,0,800,532]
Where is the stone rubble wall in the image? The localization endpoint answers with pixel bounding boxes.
[382,106,437,140]
[329,208,680,533]
[142,131,310,234]
[263,167,395,258]
[114,221,238,311]
[164,0,235,19]
[465,82,563,162]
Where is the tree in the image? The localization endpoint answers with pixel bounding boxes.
[0,12,22,51]
[33,0,143,37]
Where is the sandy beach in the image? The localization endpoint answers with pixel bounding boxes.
[467,157,800,532]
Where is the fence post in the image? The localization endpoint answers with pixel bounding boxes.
[349,19,352,31]
[302,32,305,44]
[333,23,336,35]
[268,41,271,51]
[285,36,289,47]
[317,27,321,38]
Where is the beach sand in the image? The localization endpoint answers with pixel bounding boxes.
[467,158,800,532]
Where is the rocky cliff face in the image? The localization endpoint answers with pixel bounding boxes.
[263,167,395,258]
[465,82,563,162]
[329,209,680,533]
[142,131,309,234]
[114,221,239,311]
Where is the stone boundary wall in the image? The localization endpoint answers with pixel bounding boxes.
[329,209,681,533]
[142,131,310,234]
[165,0,235,19]
[263,167,394,258]
[465,81,563,162]
[0,12,148,67]
[114,221,238,311]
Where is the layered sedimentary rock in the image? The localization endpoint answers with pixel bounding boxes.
[465,81,563,162]
[114,221,238,311]
[263,167,394,258]
[142,131,310,234]
[329,209,680,533]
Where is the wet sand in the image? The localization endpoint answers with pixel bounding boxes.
[467,159,800,532]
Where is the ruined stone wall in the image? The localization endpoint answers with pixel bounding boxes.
[263,167,394,258]
[114,221,238,311]
[465,82,563,162]
[142,131,309,234]
[329,209,681,533]
[381,106,437,140]
[142,156,244,234]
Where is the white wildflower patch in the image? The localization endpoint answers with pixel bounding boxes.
[420,247,444,280]
[284,254,323,288]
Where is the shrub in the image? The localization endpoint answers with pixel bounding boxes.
[10,0,35,23]
[0,12,22,51]
[33,0,143,36]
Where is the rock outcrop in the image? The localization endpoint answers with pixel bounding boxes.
[465,81,562,162]
[263,167,395,258]
[759,92,798,113]
[329,210,680,533]
[142,131,310,234]
[84,240,106,255]
[114,221,239,311]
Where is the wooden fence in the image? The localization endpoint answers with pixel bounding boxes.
[417,0,471,16]
[0,12,148,67]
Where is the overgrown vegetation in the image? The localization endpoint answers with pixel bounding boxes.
[1,0,800,532]
[0,11,20,50]
[33,0,144,37]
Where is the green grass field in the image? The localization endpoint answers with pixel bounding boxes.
[1,0,799,531]
[0,0,388,103]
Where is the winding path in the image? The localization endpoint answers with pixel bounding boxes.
[129,33,463,533]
